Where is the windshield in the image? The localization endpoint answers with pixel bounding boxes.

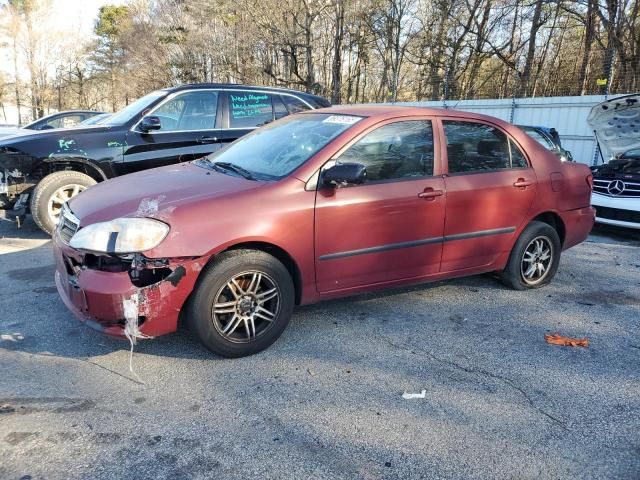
[201,113,362,179]
[79,113,111,126]
[102,90,167,126]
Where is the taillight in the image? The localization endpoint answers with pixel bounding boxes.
[586,174,593,189]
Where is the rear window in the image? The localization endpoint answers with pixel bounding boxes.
[282,95,311,114]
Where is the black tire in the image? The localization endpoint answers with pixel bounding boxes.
[30,171,96,235]
[501,221,561,290]
[186,249,295,358]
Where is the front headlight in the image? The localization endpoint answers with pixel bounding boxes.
[69,217,170,254]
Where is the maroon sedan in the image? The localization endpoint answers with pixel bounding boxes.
[53,106,595,357]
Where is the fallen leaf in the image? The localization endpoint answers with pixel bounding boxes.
[545,333,589,348]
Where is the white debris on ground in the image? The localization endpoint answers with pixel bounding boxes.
[122,292,151,384]
[0,333,25,342]
[402,389,427,399]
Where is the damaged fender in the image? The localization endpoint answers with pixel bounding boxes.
[53,233,208,337]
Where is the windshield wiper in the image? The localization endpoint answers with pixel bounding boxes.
[211,161,256,180]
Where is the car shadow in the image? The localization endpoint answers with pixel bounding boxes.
[589,223,640,245]
[0,213,49,241]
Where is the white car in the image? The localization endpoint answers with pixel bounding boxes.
[587,94,640,230]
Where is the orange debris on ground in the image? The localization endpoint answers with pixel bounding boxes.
[545,333,590,347]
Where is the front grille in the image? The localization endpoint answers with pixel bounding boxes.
[595,206,640,224]
[593,178,640,198]
[58,204,79,244]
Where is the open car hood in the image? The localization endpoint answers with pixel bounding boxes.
[587,94,640,161]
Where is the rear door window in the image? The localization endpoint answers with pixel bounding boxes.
[229,92,273,128]
[443,121,528,173]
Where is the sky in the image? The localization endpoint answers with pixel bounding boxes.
[44,0,126,37]
[0,0,125,76]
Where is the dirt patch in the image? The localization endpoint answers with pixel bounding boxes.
[572,290,640,307]
[6,265,55,282]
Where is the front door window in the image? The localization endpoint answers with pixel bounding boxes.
[149,91,218,132]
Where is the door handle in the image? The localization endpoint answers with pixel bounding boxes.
[513,178,533,188]
[418,189,444,200]
[197,136,218,144]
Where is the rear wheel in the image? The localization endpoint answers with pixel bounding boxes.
[30,171,96,234]
[186,250,295,357]
[501,221,561,290]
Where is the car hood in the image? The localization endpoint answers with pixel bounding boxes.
[0,125,115,146]
[69,161,264,226]
[587,94,640,161]
[0,127,23,140]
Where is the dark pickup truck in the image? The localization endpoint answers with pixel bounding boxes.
[0,84,329,233]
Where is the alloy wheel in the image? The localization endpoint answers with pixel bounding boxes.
[211,270,281,343]
[520,236,553,285]
[47,184,86,224]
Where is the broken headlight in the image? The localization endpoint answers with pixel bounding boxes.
[69,217,170,254]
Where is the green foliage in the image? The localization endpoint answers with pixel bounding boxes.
[95,5,131,39]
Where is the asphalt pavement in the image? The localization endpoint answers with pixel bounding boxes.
[1,217,639,479]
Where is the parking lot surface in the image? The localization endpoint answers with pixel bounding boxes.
[1,219,639,480]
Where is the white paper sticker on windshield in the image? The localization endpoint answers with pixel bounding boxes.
[322,115,362,125]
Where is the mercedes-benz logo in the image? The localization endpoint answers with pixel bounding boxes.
[607,180,625,196]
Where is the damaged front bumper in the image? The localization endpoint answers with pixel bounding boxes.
[53,231,207,337]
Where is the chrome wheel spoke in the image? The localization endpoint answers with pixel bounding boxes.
[228,279,244,299]
[247,272,261,294]
[524,263,537,278]
[255,305,275,322]
[51,193,67,205]
[535,240,544,256]
[222,314,242,335]
[257,287,277,303]
[243,318,252,340]
[213,301,236,315]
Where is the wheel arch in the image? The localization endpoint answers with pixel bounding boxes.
[41,157,109,183]
[221,241,303,305]
[530,211,566,246]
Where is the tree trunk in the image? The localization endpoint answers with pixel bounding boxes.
[520,0,544,97]
[330,0,344,104]
[578,0,596,95]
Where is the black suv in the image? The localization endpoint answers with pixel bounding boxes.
[0,84,329,233]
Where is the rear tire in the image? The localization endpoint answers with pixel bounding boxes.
[186,249,295,358]
[501,221,561,290]
[30,171,96,235]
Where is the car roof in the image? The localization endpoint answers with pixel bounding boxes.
[44,110,104,116]
[303,104,510,125]
[164,83,322,99]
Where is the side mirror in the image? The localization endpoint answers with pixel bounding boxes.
[321,162,367,187]
[139,116,162,132]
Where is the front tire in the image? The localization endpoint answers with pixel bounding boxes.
[501,221,561,290]
[30,171,96,234]
[186,249,295,358]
